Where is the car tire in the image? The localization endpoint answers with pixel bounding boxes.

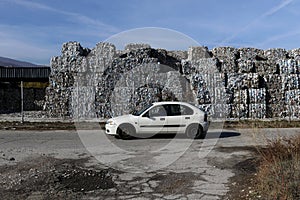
[185,124,203,139]
[117,124,136,140]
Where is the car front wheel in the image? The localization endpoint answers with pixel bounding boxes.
[117,124,136,140]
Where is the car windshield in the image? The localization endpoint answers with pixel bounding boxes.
[132,103,153,116]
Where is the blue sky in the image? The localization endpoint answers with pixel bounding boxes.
[0,0,299,65]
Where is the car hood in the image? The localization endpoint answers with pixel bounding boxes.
[108,114,136,123]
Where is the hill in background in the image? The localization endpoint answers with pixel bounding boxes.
[0,56,44,67]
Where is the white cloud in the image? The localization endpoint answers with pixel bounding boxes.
[262,0,294,17]
[7,0,119,34]
[0,0,122,64]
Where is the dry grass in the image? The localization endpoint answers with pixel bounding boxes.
[254,135,300,200]
[224,120,300,129]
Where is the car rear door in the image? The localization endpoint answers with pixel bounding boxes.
[166,104,194,133]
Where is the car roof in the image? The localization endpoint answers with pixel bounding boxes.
[149,101,204,113]
[152,101,196,106]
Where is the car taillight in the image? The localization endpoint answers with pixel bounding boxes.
[204,113,208,122]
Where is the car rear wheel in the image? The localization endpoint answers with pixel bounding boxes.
[185,124,203,139]
[117,124,136,140]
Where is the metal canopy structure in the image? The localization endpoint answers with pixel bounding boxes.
[0,66,50,81]
[0,65,51,122]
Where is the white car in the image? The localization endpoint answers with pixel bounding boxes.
[105,101,209,139]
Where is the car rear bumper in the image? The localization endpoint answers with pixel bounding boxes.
[201,121,210,132]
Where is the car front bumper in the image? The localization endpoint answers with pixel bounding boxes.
[105,124,118,136]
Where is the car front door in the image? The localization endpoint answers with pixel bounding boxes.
[138,105,168,134]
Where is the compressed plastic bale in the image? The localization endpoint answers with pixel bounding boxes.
[190,58,220,73]
[287,48,300,60]
[212,47,238,73]
[264,48,287,61]
[248,88,266,104]
[237,48,266,73]
[182,61,225,102]
[71,86,96,119]
[198,73,225,89]
[196,89,211,104]
[74,56,87,73]
[233,89,248,104]
[277,59,300,74]
[266,104,288,118]
[238,47,265,60]
[284,89,300,105]
[227,73,247,90]
[281,74,300,90]
[227,73,262,90]
[61,41,90,57]
[285,105,300,119]
[199,104,229,118]
[50,56,64,73]
[168,50,188,60]
[211,87,227,104]
[255,60,278,74]
[212,46,238,59]
[198,104,212,114]
[225,88,234,104]
[88,42,116,73]
[263,74,282,90]
[228,104,249,119]
[248,73,262,89]
[164,71,185,101]
[187,46,211,61]
[213,104,230,118]
[237,59,255,73]
[249,104,266,119]
[190,73,226,105]
[266,89,284,105]
[125,43,151,51]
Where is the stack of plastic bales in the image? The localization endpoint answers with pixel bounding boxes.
[278,57,300,119]
[248,88,266,118]
[212,47,238,73]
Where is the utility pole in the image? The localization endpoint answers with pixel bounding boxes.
[21,80,24,123]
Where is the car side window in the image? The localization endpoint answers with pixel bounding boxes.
[148,105,167,117]
[169,104,194,116]
[180,105,194,115]
[169,104,181,116]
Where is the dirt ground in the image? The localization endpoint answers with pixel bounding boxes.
[0,156,118,199]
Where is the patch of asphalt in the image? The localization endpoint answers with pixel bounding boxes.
[0,155,232,200]
[1,128,298,199]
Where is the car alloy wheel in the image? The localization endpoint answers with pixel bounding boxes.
[186,124,202,139]
[117,124,135,140]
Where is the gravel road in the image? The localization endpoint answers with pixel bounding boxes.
[0,128,299,199]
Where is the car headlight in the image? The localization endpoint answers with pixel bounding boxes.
[106,120,116,126]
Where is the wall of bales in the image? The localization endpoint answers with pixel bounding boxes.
[45,41,300,120]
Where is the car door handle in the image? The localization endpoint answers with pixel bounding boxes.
[160,118,165,121]
[185,117,190,119]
